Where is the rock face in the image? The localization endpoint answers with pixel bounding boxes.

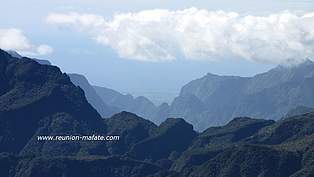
[163,60,314,131]
[1,49,314,177]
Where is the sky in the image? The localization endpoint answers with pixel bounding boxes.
[1,0,314,104]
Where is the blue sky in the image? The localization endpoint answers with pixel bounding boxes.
[1,0,314,103]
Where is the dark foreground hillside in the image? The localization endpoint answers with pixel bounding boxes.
[0,49,314,177]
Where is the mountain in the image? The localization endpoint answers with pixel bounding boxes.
[6,50,166,123]
[0,49,107,156]
[6,51,116,118]
[68,74,117,117]
[0,49,178,176]
[104,111,158,155]
[94,85,167,124]
[163,60,314,131]
[171,113,314,177]
[172,117,275,173]
[69,76,165,122]
[128,118,197,163]
[1,49,314,177]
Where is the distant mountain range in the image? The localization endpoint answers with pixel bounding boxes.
[1,48,314,177]
[69,74,168,124]
[70,57,314,132]
[161,60,314,130]
[7,50,314,132]
[93,85,169,124]
[68,73,117,117]
[6,50,52,65]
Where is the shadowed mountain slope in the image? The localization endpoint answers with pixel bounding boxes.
[0,49,107,156]
[171,113,314,177]
[128,118,197,162]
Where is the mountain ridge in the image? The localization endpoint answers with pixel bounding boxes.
[161,59,314,131]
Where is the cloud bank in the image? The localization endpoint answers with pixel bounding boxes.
[0,28,53,56]
[47,8,314,64]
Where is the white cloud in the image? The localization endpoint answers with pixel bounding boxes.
[37,45,54,55]
[47,8,314,64]
[0,28,31,51]
[0,28,53,56]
